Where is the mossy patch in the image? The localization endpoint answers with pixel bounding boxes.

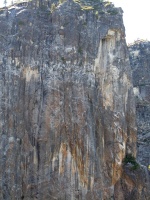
[61,57,66,63]
[107,9,118,15]
[123,154,140,170]
[78,47,83,54]
[51,3,56,13]
[18,20,25,26]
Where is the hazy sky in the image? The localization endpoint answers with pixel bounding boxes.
[112,0,150,43]
[0,0,150,43]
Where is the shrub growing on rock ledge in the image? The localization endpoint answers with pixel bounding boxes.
[123,154,140,170]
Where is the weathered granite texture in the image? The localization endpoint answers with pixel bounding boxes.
[129,41,150,167]
[0,0,148,199]
[114,164,150,200]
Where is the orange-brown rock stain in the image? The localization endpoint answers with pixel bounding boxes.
[59,143,68,174]
[123,173,134,192]
[112,162,122,186]
[70,140,89,187]
[59,140,89,187]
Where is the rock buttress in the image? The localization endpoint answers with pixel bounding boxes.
[0,0,144,199]
[129,41,150,167]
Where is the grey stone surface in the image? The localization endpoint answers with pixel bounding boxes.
[0,0,149,199]
[129,41,150,167]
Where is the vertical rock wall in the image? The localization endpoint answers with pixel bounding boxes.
[129,41,150,167]
[0,1,147,199]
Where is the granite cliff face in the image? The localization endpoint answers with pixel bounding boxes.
[0,0,149,199]
[129,41,150,167]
